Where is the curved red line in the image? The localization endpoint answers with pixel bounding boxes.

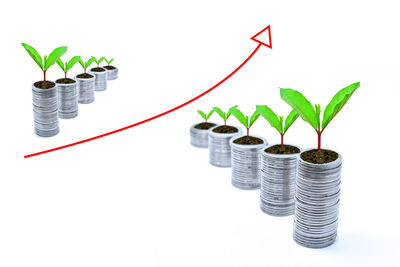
[24,43,262,158]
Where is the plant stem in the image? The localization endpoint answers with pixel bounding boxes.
[247,128,249,137]
[317,130,322,151]
[43,70,47,82]
[224,120,226,126]
[280,133,284,148]
[84,68,86,74]
[65,72,67,80]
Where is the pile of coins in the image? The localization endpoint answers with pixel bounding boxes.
[90,68,108,91]
[56,81,78,119]
[105,67,118,80]
[190,124,216,148]
[293,151,342,248]
[208,126,242,167]
[230,136,267,190]
[32,82,59,137]
[260,145,300,216]
[76,74,95,104]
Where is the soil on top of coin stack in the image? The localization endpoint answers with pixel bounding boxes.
[76,73,94,79]
[212,125,239,134]
[300,149,339,164]
[104,65,116,70]
[56,78,76,84]
[194,122,216,130]
[233,136,264,145]
[265,144,300,154]
[34,81,56,89]
[91,67,106,72]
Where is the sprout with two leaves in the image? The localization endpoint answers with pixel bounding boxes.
[92,56,105,67]
[213,105,238,126]
[229,107,260,137]
[256,105,299,148]
[21,43,67,82]
[79,57,96,74]
[105,58,114,66]
[197,109,214,123]
[56,56,81,80]
[280,82,361,151]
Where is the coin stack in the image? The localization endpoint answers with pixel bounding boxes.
[56,81,78,119]
[190,123,216,148]
[105,67,118,80]
[90,68,108,91]
[76,74,95,104]
[32,82,59,137]
[230,136,267,190]
[208,126,242,167]
[293,150,342,248]
[260,145,300,216]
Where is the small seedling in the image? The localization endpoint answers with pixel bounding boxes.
[78,57,95,74]
[21,43,67,82]
[197,109,214,123]
[256,105,299,148]
[280,82,361,151]
[213,105,238,126]
[105,58,114,65]
[56,56,81,80]
[92,56,105,67]
[229,107,260,137]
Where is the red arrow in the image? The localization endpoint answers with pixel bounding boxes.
[251,25,272,49]
[24,26,272,158]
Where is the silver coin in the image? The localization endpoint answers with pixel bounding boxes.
[103,66,118,80]
[260,144,300,216]
[75,74,96,104]
[56,80,78,119]
[90,68,108,91]
[293,148,342,248]
[208,125,242,167]
[32,81,59,137]
[230,135,267,190]
[189,123,218,148]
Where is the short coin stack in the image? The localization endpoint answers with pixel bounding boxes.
[57,81,78,119]
[293,151,342,248]
[76,74,95,104]
[208,126,242,167]
[90,68,108,91]
[230,136,267,190]
[32,82,59,137]
[190,123,216,148]
[260,146,299,216]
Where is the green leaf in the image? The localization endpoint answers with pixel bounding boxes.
[79,58,85,69]
[206,110,214,120]
[44,46,67,70]
[197,110,206,120]
[322,82,360,130]
[230,108,248,128]
[315,104,321,130]
[226,105,238,120]
[98,57,105,64]
[213,107,225,120]
[108,58,114,65]
[86,57,95,68]
[284,109,299,133]
[249,111,260,128]
[256,105,282,133]
[21,43,43,70]
[66,56,81,72]
[91,56,98,64]
[56,58,65,71]
[280,88,318,130]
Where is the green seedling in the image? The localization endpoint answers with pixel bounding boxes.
[256,105,299,148]
[92,56,105,67]
[197,109,214,123]
[56,56,81,80]
[78,57,95,74]
[213,105,238,126]
[105,58,114,65]
[229,107,260,137]
[21,43,67,82]
[280,82,361,151]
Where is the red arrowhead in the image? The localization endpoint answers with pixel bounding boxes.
[251,25,272,49]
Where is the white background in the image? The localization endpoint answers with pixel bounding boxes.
[1,0,400,266]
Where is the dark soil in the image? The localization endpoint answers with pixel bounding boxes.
[265,144,300,154]
[103,65,116,70]
[212,125,239,134]
[56,78,76,84]
[34,81,56,89]
[76,73,94,79]
[194,122,216,130]
[91,67,106,72]
[233,136,264,145]
[301,149,339,164]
